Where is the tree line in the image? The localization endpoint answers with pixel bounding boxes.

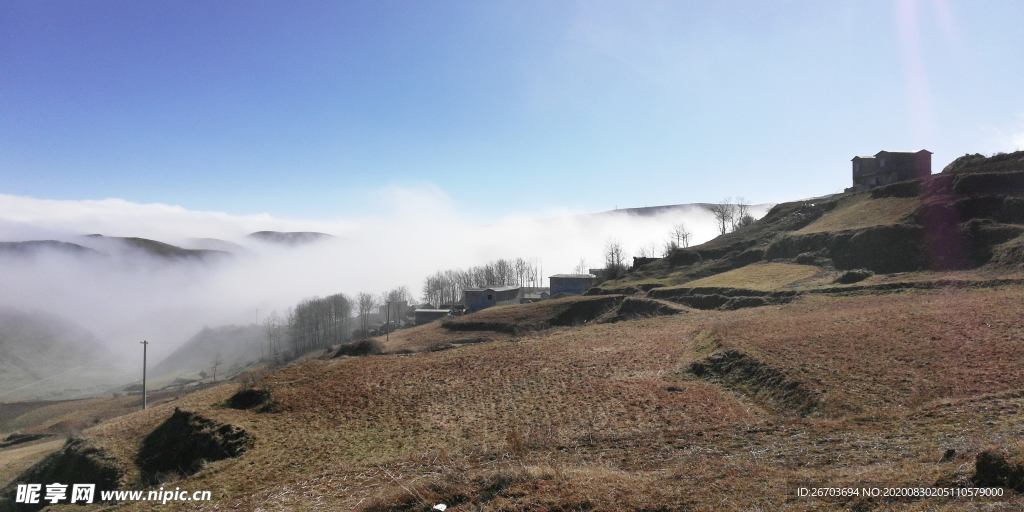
[261,286,413,360]
[629,199,757,273]
[709,197,754,235]
[420,257,542,308]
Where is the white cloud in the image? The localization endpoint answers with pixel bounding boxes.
[979,113,1024,155]
[1012,124,1024,151]
[0,194,288,243]
[0,187,768,363]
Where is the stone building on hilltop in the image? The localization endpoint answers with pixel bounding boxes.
[850,150,932,192]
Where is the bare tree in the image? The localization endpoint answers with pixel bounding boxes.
[636,241,659,258]
[262,311,283,359]
[380,286,412,331]
[356,292,377,338]
[709,198,736,235]
[285,294,352,355]
[604,238,628,280]
[670,222,690,248]
[573,258,589,275]
[734,197,754,229]
[422,258,543,306]
[211,353,223,383]
[661,240,678,257]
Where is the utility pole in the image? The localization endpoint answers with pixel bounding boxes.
[385,301,390,342]
[140,340,148,410]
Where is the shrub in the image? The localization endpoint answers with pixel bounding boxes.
[834,269,874,284]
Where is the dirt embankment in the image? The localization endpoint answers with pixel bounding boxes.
[1,438,124,511]
[441,295,624,334]
[136,408,251,485]
[600,297,688,323]
[647,286,797,311]
[334,339,384,357]
[689,349,819,416]
[226,389,273,411]
[972,447,1024,492]
[1,407,253,509]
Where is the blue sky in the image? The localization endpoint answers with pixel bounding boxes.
[2,0,1023,220]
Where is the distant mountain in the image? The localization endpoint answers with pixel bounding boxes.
[183,237,248,253]
[584,202,775,218]
[247,231,335,246]
[0,240,101,258]
[151,324,264,379]
[0,307,128,401]
[78,235,230,260]
[591,203,716,217]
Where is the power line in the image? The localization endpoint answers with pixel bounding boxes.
[140,340,148,410]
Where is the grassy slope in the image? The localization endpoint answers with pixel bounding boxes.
[0,439,64,488]
[16,154,1024,510]
[794,195,918,234]
[40,286,1024,511]
[671,262,823,291]
[615,154,1024,290]
[377,321,512,353]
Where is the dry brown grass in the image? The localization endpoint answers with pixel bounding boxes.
[796,195,919,234]
[0,438,64,487]
[375,321,512,354]
[12,286,1024,511]
[441,295,623,333]
[673,262,822,291]
[0,393,171,437]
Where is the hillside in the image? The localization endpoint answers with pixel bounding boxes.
[182,238,248,253]
[0,241,100,259]
[615,150,1024,294]
[246,231,335,245]
[5,286,1024,510]
[6,153,1024,510]
[151,325,264,381]
[78,235,230,261]
[0,308,128,402]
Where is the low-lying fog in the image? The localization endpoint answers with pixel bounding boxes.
[0,186,770,386]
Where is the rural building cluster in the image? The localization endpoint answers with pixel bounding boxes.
[412,273,599,325]
[378,149,942,332]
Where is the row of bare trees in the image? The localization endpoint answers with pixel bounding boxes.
[285,293,353,355]
[421,258,542,308]
[356,287,414,335]
[632,200,754,266]
[709,197,754,235]
[635,222,692,260]
[261,286,414,360]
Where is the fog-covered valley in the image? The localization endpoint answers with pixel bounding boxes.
[0,191,770,400]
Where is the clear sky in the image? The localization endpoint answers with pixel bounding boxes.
[2,0,1023,220]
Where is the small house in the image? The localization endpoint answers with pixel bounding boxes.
[462,286,521,312]
[549,274,596,296]
[414,309,450,326]
[519,287,550,304]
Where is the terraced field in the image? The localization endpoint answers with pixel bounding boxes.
[5,284,1024,511]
